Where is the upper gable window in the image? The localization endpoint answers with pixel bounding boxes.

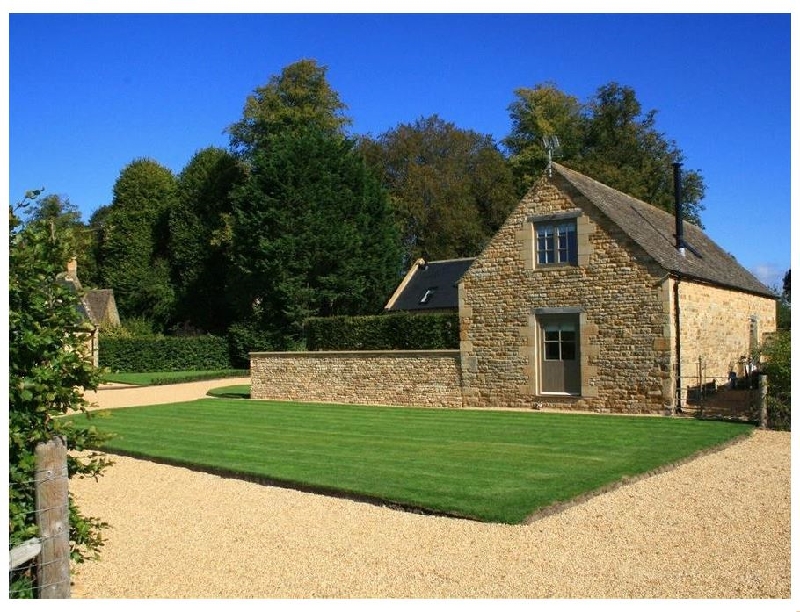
[536,220,577,266]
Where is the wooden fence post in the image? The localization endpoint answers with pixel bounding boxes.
[759,375,768,430]
[34,437,70,598]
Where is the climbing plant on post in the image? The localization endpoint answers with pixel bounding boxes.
[9,191,112,598]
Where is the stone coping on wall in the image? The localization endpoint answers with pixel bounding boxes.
[249,349,462,359]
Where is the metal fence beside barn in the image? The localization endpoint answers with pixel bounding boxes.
[677,357,770,427]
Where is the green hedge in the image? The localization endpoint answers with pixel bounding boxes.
[227,320,277,369]
[101,313,459,371]
[99,335,231,372]
[305,312,459,351]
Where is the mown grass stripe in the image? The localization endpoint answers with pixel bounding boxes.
[76,399,752,523]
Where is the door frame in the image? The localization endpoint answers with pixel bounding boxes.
[533,307,583,396]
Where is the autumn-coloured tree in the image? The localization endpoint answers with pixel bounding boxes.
[505,81,706,226]
[361,114,517,262]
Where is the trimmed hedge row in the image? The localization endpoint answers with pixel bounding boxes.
[147,371,250,385]
[99,335,231,372]
[100,313,460,371]
[305,312,459,351]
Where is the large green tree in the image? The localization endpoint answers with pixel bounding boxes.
[9,193,111,597]
[94,158,178,329]
[360,115,518,262]
[505,82,706,225]
[226,59,401,349]
[169,147,246,334]
[230,125,402,347]
[227,59,351,155]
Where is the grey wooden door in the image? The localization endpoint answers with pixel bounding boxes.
[540,315,580,394]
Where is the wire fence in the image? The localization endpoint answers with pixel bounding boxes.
[675,356,766,422]
[9,438,71,599]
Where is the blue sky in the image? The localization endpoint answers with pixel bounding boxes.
[7,10,793,289]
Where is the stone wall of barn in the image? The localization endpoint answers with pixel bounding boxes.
[250,350,463,408]
[676,279,777,391]
[459,175,674,414]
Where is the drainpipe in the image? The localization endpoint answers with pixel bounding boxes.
[673,275,683,414]
[672,162,684,414]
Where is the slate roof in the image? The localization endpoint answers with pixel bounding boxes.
[552,163,776,298]
[385,258,475,312]
[84,290,119,326]
[56,268,120,327]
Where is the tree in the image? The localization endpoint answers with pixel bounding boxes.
[782,269,790,303]
[361,115,518,262]
[761,328,790,430]
[226,60,400,349]
[169,147,246,334]
[24,193,100,286]
[777,269,790,330]
[24,193,81,227]
[505,83,583,195]
[230,125,402,347]
[87,204,112,288]
[9,193,111,597]
[504,82,706,226]
[227,59,351,156]
[94,158,178,330]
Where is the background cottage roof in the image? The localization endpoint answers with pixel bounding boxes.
[84,289,118,326]
[56,260,121,327]
[552,163,775,298]
[385,258,475,312]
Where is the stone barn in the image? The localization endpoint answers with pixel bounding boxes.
[251,162,776,414]
[458,163,776,413]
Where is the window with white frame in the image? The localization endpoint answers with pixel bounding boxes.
[536,220,577,266]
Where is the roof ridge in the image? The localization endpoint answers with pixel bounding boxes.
[550,163,774,298]
[553,162,681,221]
[424,256,477,264]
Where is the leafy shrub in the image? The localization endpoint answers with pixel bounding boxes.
[100,316,157,339]
[305,312,459,351]
[10,198,111,597]
[99,335,230,372]
[760,330,790,431]
[227,320,277,368]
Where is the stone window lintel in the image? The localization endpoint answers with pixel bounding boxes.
[528,210,582,224]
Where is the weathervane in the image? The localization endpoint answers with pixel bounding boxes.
[543,135,560,177]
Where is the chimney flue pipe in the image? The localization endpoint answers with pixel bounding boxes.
[673,162,685,256]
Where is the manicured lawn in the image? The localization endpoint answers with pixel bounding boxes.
[102,370,249,386]
[206,384,251,399]
[78,400,751,523]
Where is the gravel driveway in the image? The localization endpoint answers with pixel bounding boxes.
[82,377,251,410]
[70,381,790,599]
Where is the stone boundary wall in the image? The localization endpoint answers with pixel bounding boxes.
[250,350,463,408]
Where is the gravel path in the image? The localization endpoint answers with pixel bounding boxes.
[82,378,251,410]
[70,382,791,599]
